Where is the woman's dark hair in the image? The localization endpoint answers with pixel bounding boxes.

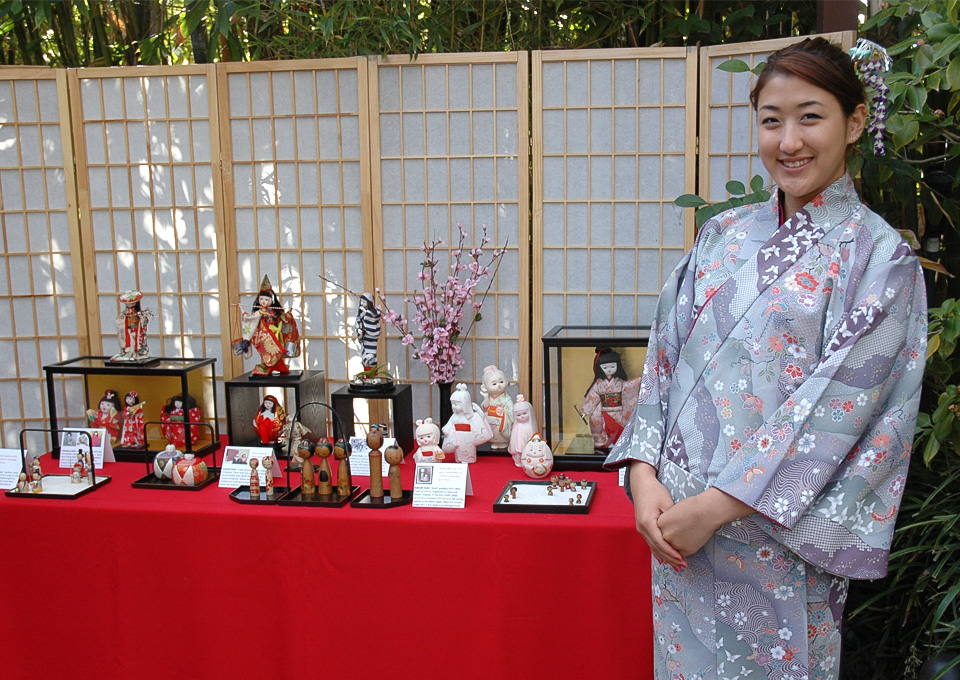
[164,393,198,413]
[750,37,865,116]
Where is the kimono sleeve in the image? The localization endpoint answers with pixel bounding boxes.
[714,247,927,578]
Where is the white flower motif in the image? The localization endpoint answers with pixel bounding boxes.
[797,432,816,453]
[678,294,688,306]
[733,611,747,626]
[814,405,825,417]
[715,380,725,391]
[717,594,732,607]
[793,398,813,422]
[800,489,815,505]
[723,424,736,437]
[778,627,793,640]
[908,360,916,370]
[738,379,747,389]
[885,287,895,299]
[857,393,868,406]
[773,585,795,600]
[787,344,808,359]
[704,351,712,361]
[773,497,790,514]
[770,646,786,660]
[822,655,837,671]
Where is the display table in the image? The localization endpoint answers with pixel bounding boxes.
[0,455,652,679]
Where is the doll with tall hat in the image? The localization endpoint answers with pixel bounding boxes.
[479,364,513,451]
[111,290,155,361]
[508,394,539,467]
[580,347,641,449]
[238,275,301,376]
[441,383,493,464]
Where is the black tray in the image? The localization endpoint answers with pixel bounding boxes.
[275,485,360,507]
[350,488,413,508]
[131,469,219,490]
[228,485,290,504]
[492,480,596,514]
[5,474,111,499]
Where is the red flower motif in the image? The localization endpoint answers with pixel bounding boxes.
[785,364,803,379]
[795,272,819,291]
[813,194,825,208]
[731,439,742,451]
[842,400,855,413]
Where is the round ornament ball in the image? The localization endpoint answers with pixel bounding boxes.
[153,444,183,480]
[172,453,208,486]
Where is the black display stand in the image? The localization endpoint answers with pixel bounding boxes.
[331,384,414,453]
[224,370,325,448]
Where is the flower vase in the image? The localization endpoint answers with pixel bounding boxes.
[437,381,453,425]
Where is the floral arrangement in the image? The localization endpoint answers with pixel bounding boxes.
[375,224,506,384]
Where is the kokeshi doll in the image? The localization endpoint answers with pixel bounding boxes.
[249,458,261,498]
[384,444,403,500]
[315,441,334,496]
[367,425,384,499]
[298,441,316,495]
[262,455,275,497]
[334,440,352,496]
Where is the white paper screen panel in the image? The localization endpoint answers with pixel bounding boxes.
[0,72,82,447]
[534,48,696,341]
[219,59,369,394]
[372,54,529,420]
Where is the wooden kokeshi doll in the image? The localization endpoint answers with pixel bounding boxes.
[315,440,334,496]
[366,425,384,498]
[262,455,275,497]
[334,440,352,497]
[384,444,404,500]
[249,458,261,499]
[298,441,316,495]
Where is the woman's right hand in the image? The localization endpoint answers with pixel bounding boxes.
[629,461,687,569]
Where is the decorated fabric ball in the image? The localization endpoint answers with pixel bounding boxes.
[172,454,208,486]
[153,445,183,480]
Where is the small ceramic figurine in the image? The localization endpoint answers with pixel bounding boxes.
[87,389,122,446]
[111,290,155,361]
[71,453,83,483]
[412,418,445,464]
[355,292,382,370]
[153,444,184,480]
[520,433,554,479]
[441,383,493,464]
[237,275,301,376]
[119,391,146,448]
[334,440,352,497]
[384,443,404,500]
[315,441,334,496]
[278,416,310,470]
[295,441,315,495]
[30,470,42,493]
[253,395,285,445]
[367,425,385,498]
[479,365,513,450]
[249,458,261,499]
[16,472,27,493]
[160,393,203,447]
[508,395,539,467]
[580,347,642,449]
[29,455,42,482]
[171,451,208,486]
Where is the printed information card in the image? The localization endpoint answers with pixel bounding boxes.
[57,428,115,470]
[412,463,473,509]
[0,448,23,490]
[218,446,282,489]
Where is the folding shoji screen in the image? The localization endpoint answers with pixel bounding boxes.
[699,31,856,202]
[68,65,231,421]
[217,58,372,394]
[368,53,530,422]
[531,48,698,410]
[0,70,84,447]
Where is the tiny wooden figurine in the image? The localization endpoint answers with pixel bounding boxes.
[85,450,95,485]
[384,443,404,500]
[441,383,493,464]
[160,393,203,447]
[521,434,554,480]
[236,275,301,376]
[111,290,155,362]
[508,395,539,468]
[253,395,285,445]
[87,389,122,446]
[315,441,334,496]
[171,451,209,486]
[262,455,275,497]
[295,441,315,495]
[119,391,146,448]
[412,418,445,464]
[334,440,352,497]
[479,364,513,451]
[248,457,261,498]
[367,424,385,499]
[71,453,83,483]
[580,347,642,449]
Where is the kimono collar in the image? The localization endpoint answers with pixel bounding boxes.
[776,174,861,227]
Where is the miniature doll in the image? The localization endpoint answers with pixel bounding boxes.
[441,383,493,464]
[315,441,334,496]
[160,393,203,447]
[508,395,539,468]
[384,444,404,500]
[71,453,83,483]
[249,457,261,499]
[172,451,208,486]
[111,290,154,361]
[479,364,513,451]
[16,472,27,493]
[334,440,352,497]
[253,395,285,445]
[367,425,385,498]
[580,347,641,449]
[119,391,146,448]
[355,292,381,370]
[521,434,554,480]
[295,441,316,495]
[278,416,310,470]
[412,418,445,464]
[262,455,276,497]
[87,389,122,446]
[237,275,301,376]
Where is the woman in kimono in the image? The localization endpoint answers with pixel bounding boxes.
[605,38,927,680]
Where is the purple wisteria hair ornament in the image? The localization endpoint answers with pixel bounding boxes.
[849,38,893,156]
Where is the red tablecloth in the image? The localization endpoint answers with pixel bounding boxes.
[0,453,651,680]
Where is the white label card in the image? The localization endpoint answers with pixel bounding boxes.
[348,436,402,477]
[412,463,473,509]
[0,449,23,490]
[218,446,283,489]
[58,428,114,470]
[619,467,626,487]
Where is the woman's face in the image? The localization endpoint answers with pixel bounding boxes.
[756,75,866,217]
[600,362,618,378]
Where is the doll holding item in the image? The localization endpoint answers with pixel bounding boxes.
[87,389,122,446]
[479,365,513,451]
[508,395,539,468]
[253,395,285,445]
[441,383,493,464]
[412,418,445,464]
[119,391,146,448]
[580,347,641,449]
[238,275,301,376]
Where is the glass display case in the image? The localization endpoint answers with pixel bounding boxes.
[44,356,219,462]
[542,326,650,470]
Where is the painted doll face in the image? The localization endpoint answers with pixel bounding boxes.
[125,394,135,406]
[416,426,439,447]
[367,428,383,449]
[258,294,272,309]
[263,399,275,413]
[173,399,183,410]
[99,399,112,414]
[384,446,403,464]
[483,370,507,397]
[600,362,618,378]
[515,405,530,423]
[262,456,274,470]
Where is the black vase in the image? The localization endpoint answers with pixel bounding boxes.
[437,381,453,425]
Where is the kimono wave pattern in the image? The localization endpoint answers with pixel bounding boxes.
[605,175,927,680]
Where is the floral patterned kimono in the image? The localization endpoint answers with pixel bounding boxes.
[605,176,927,680]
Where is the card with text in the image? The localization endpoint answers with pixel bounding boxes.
[412,463,473,509]
[58,428,114,470]
[0,448,23,490]
[218,446,282,489]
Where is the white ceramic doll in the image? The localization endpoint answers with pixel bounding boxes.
[478,364,513,451]
[412,418,445,464]
[441,383,493,464]
[520,433,553,479]
[508,395,539,467]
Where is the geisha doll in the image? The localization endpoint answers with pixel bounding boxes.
[580,348,641,449]
[86,389,122,446]
[253,395,285,445]
[441,384,493,464]
[160,393,203,448]
[237,276,301,376]
[119,391,146,449]
[111,290,154,362]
